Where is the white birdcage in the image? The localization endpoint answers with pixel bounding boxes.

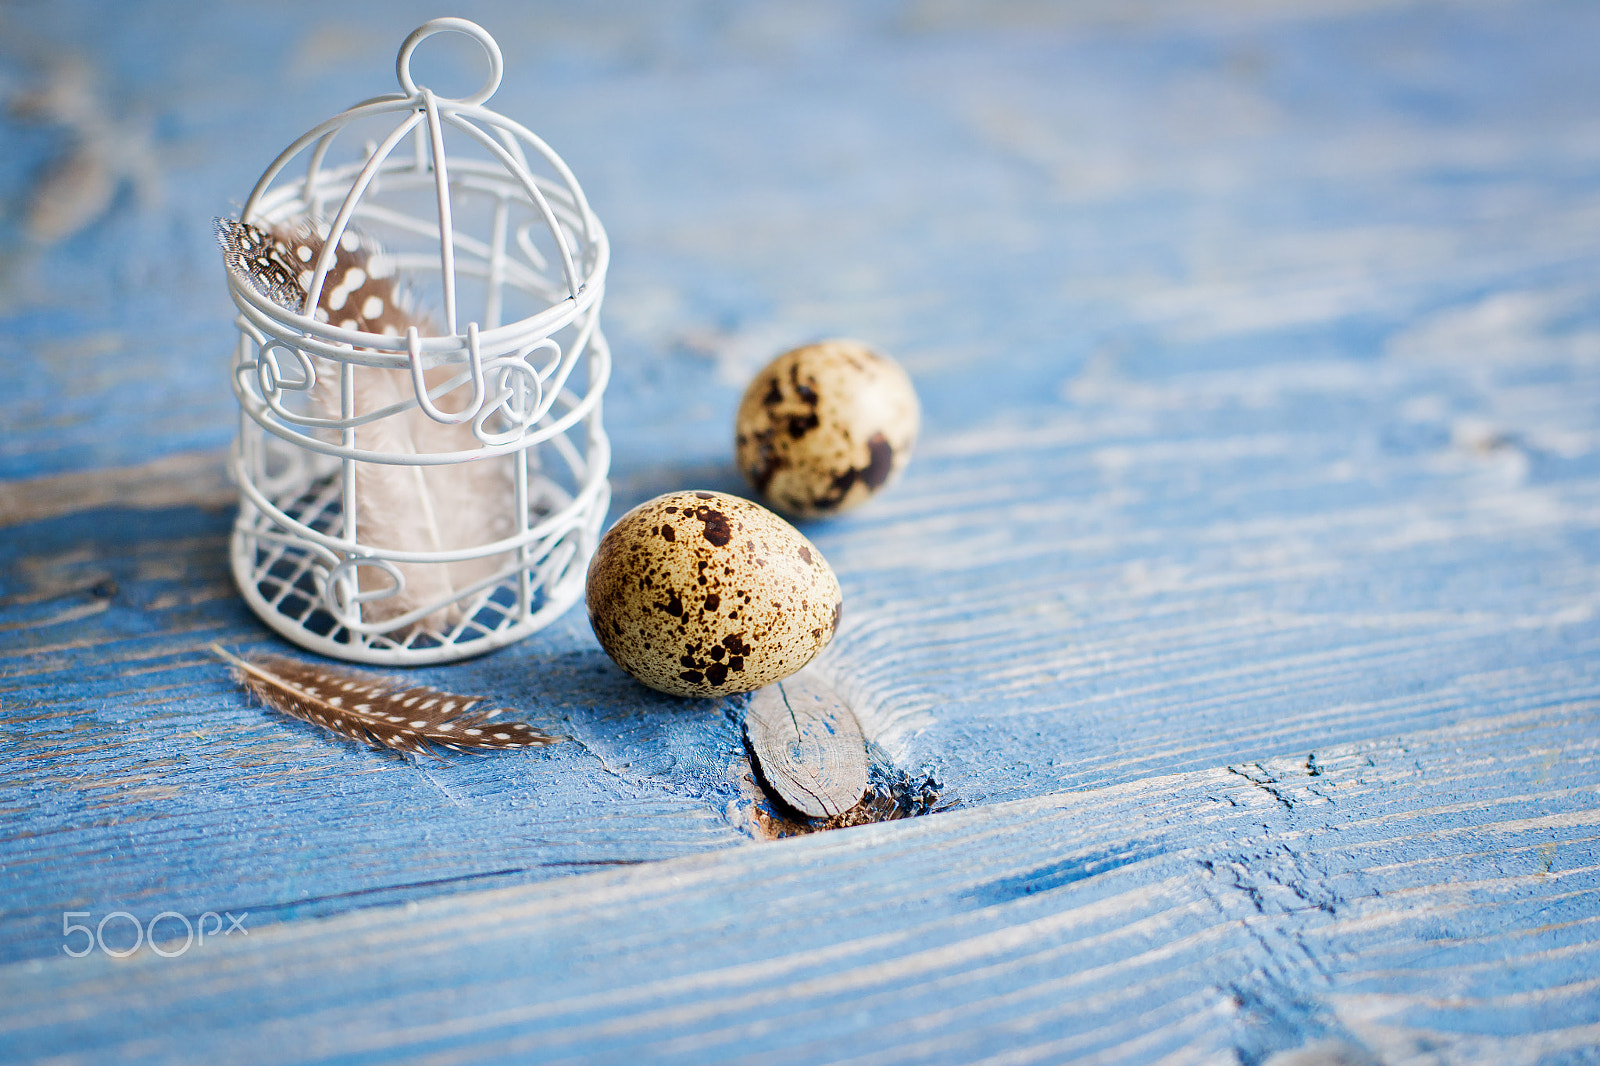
[224,18,610,664]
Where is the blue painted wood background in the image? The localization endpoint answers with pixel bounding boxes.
[2,1,1598,1062]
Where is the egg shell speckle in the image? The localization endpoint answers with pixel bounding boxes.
[585,490,843,698]
[735,339,920,518]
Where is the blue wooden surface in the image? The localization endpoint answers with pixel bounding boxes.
[3,1,1599,1062]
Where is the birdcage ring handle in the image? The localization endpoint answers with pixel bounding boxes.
[396,17,503,107]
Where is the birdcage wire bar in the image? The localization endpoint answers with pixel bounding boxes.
[224,18,611,664]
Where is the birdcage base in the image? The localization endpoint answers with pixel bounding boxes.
[230,469,607,665]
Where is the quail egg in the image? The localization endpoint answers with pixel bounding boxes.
[735,339,919,518]
[585,490,843,698]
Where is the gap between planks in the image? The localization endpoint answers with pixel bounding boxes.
[0,450,233,528]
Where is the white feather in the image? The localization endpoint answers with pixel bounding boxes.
[218,218,518,638]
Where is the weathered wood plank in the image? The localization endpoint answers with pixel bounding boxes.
[0,504,754,964]
[2,703,1596,1064]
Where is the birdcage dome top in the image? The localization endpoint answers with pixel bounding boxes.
[227,17,607,368]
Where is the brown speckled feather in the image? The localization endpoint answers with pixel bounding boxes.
[215,217,424,333]
[214,645,558,756]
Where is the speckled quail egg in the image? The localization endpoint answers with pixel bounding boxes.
[735,339,919,518]
[585,490,843,698]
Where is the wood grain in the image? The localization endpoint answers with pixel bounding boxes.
[744,671,869,818]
